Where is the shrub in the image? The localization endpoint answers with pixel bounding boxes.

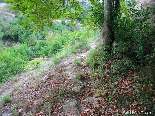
[2,15,47,44]
[24,59,42,71]
[51,20,75,34]
[52,29,96,64]
[86,48,102,71]
[0,28,94,82]
[0,46,27,82]
[49,38,63,54]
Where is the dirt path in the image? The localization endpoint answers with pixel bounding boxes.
[0,42,96,116]
[0,58,53,102]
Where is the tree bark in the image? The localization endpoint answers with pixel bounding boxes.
[102,0,120,54]
[102,0,112,51]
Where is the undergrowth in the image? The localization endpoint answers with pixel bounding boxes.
[1,94,11,106]
[51,28,97,64]
[85,43,155,115]
[84,2,155,114]
[0,28,96,83]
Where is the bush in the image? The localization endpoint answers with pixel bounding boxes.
[0,46,28,82]
[51,20,75,34]
[108,3,155,81]
[1,15,76,46]
[2,15,48,44]
[0,28,94,82]
[86,48,102,70]
[24,59,42,71]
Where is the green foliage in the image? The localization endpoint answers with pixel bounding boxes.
[0,0,5,2]
[74,58,82,66]
[2,15,46,44]
[113,3,155,68]
[2,15,77,46]
[52,20,75,34]
[86,48,102,70]
[0,46,28,82]
[85,1,104,30]
[52,29,94,64]
[5,0,84,28]
[63,29,91,50]
[140,66,155,85]
[0,28,94,83]
[77,1,90,22]
[24,59,42,71]
[0,19,4,40]
[110,58,136,77]
[85,0,155,78]
[1,94,11,106]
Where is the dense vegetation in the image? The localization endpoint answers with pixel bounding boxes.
[0,14,96,82]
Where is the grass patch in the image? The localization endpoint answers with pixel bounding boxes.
[13,85,20,91]
[52,29,98,64]
[52,52,68,64]
[76,71,86,82]
[1,94,11,106]
[74,58,82,66]
[24,59,42,71]
[12,77,18,82]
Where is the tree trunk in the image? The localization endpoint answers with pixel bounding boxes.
[102,0,120,54]
[102,0,112,52]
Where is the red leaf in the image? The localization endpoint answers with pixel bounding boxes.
[101,92,107,98]
[31,100,34,104]
[81,112,86,116]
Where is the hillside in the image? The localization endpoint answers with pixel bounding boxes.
[0,33,154,115]
[0,1,155,115]
[0,39,97,116]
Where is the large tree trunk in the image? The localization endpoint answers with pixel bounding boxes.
[102,0,112,52]
[102,0,120,54]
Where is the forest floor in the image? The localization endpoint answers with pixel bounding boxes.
[0,42,98,116]
[0,40,154,115]
[0,58,53,115]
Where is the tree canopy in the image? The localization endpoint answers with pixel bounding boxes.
[5,0,85,28]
